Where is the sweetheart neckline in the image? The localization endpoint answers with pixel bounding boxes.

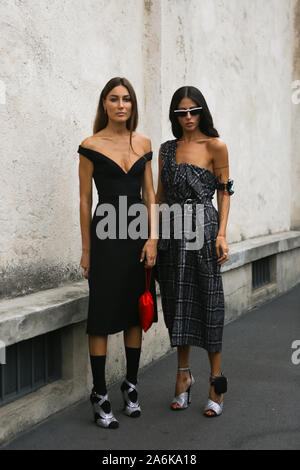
[78,145,152,175]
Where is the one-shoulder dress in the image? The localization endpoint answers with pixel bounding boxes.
[77,145,158,335]
[156,139,226,353]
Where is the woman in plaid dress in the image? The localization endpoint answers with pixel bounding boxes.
[156,86,234,417]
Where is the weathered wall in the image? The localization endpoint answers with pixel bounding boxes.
[291,0,300,229]
[0,0,298,299]
[0,0,147,298]
[160,0,297,243]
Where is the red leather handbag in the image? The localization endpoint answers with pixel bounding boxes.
[138,266,154,332]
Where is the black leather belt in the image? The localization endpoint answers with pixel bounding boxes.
[167,198,212,206]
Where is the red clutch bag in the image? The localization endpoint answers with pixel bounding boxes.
[138,266,154,332]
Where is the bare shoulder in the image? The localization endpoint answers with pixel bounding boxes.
[81,130,108,148]
[133,132,152,153]
[208,138,229,174]
[207,137,228,154]
[80,136,94,148]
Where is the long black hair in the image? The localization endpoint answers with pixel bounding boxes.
[169,86,219,139]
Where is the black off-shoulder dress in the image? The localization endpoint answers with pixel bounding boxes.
[77,145,158,335]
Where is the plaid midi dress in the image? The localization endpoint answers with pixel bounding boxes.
[156,139,225,353]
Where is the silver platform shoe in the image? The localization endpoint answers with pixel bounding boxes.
[171,367,195,410]
[90,390,119,429]
[120,379,141,418]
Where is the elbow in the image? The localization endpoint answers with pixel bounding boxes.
[142,189,156,206]
[155,192,165,204]
[80,197,92,209]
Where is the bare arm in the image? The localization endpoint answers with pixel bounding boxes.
[155,147,166,204]
[211,139,231,238]
[78,143,93,276]
[141,138,158,241]
[210,138,232,265]
[140,139,158,268]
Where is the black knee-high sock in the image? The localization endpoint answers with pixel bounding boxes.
[89,355,111,413]
[125,346,141,384]
[90,354,107,395]
[123,347,141,402]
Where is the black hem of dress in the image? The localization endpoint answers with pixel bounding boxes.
[169,338,222,353]
[86,318,158,336]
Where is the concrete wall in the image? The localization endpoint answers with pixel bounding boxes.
[291,0,300,230]
[161,0,298,243]
[0,0,147,298]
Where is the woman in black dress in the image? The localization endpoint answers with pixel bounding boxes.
[156,86,234,417]
[78,77,158,429]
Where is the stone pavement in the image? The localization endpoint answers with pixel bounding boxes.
[1,284,300,450]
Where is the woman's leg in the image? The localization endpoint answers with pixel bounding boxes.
[123,325,142,385]
[89,334,119,428]
[206,351,223,416]
[175,345,192,393]
[89,334,108,355]
[124,325,142,348]
[170,345,192,409]
[121,325,143,411]
[88,335,108,396]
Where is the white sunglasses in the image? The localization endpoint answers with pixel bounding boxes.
[174,106,202,117]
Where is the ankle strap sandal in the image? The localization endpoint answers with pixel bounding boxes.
[203,373,228,418]
[210,373,228,395]
[171,367,195,411]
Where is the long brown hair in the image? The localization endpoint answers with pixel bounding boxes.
[93,77,139,153]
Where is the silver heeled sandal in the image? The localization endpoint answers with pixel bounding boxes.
[121,379,141,418]
[90,390,119,429]
[203,373,228,418]
[171,367,195,410]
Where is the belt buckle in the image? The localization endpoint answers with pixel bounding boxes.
[184,198,194,212]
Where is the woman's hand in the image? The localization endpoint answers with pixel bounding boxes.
[80,248,90,279]
[140,239,157,269]
[215,235,229,265]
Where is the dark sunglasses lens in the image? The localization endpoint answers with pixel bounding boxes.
[175,108,201,117]
[175,110,187,117]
